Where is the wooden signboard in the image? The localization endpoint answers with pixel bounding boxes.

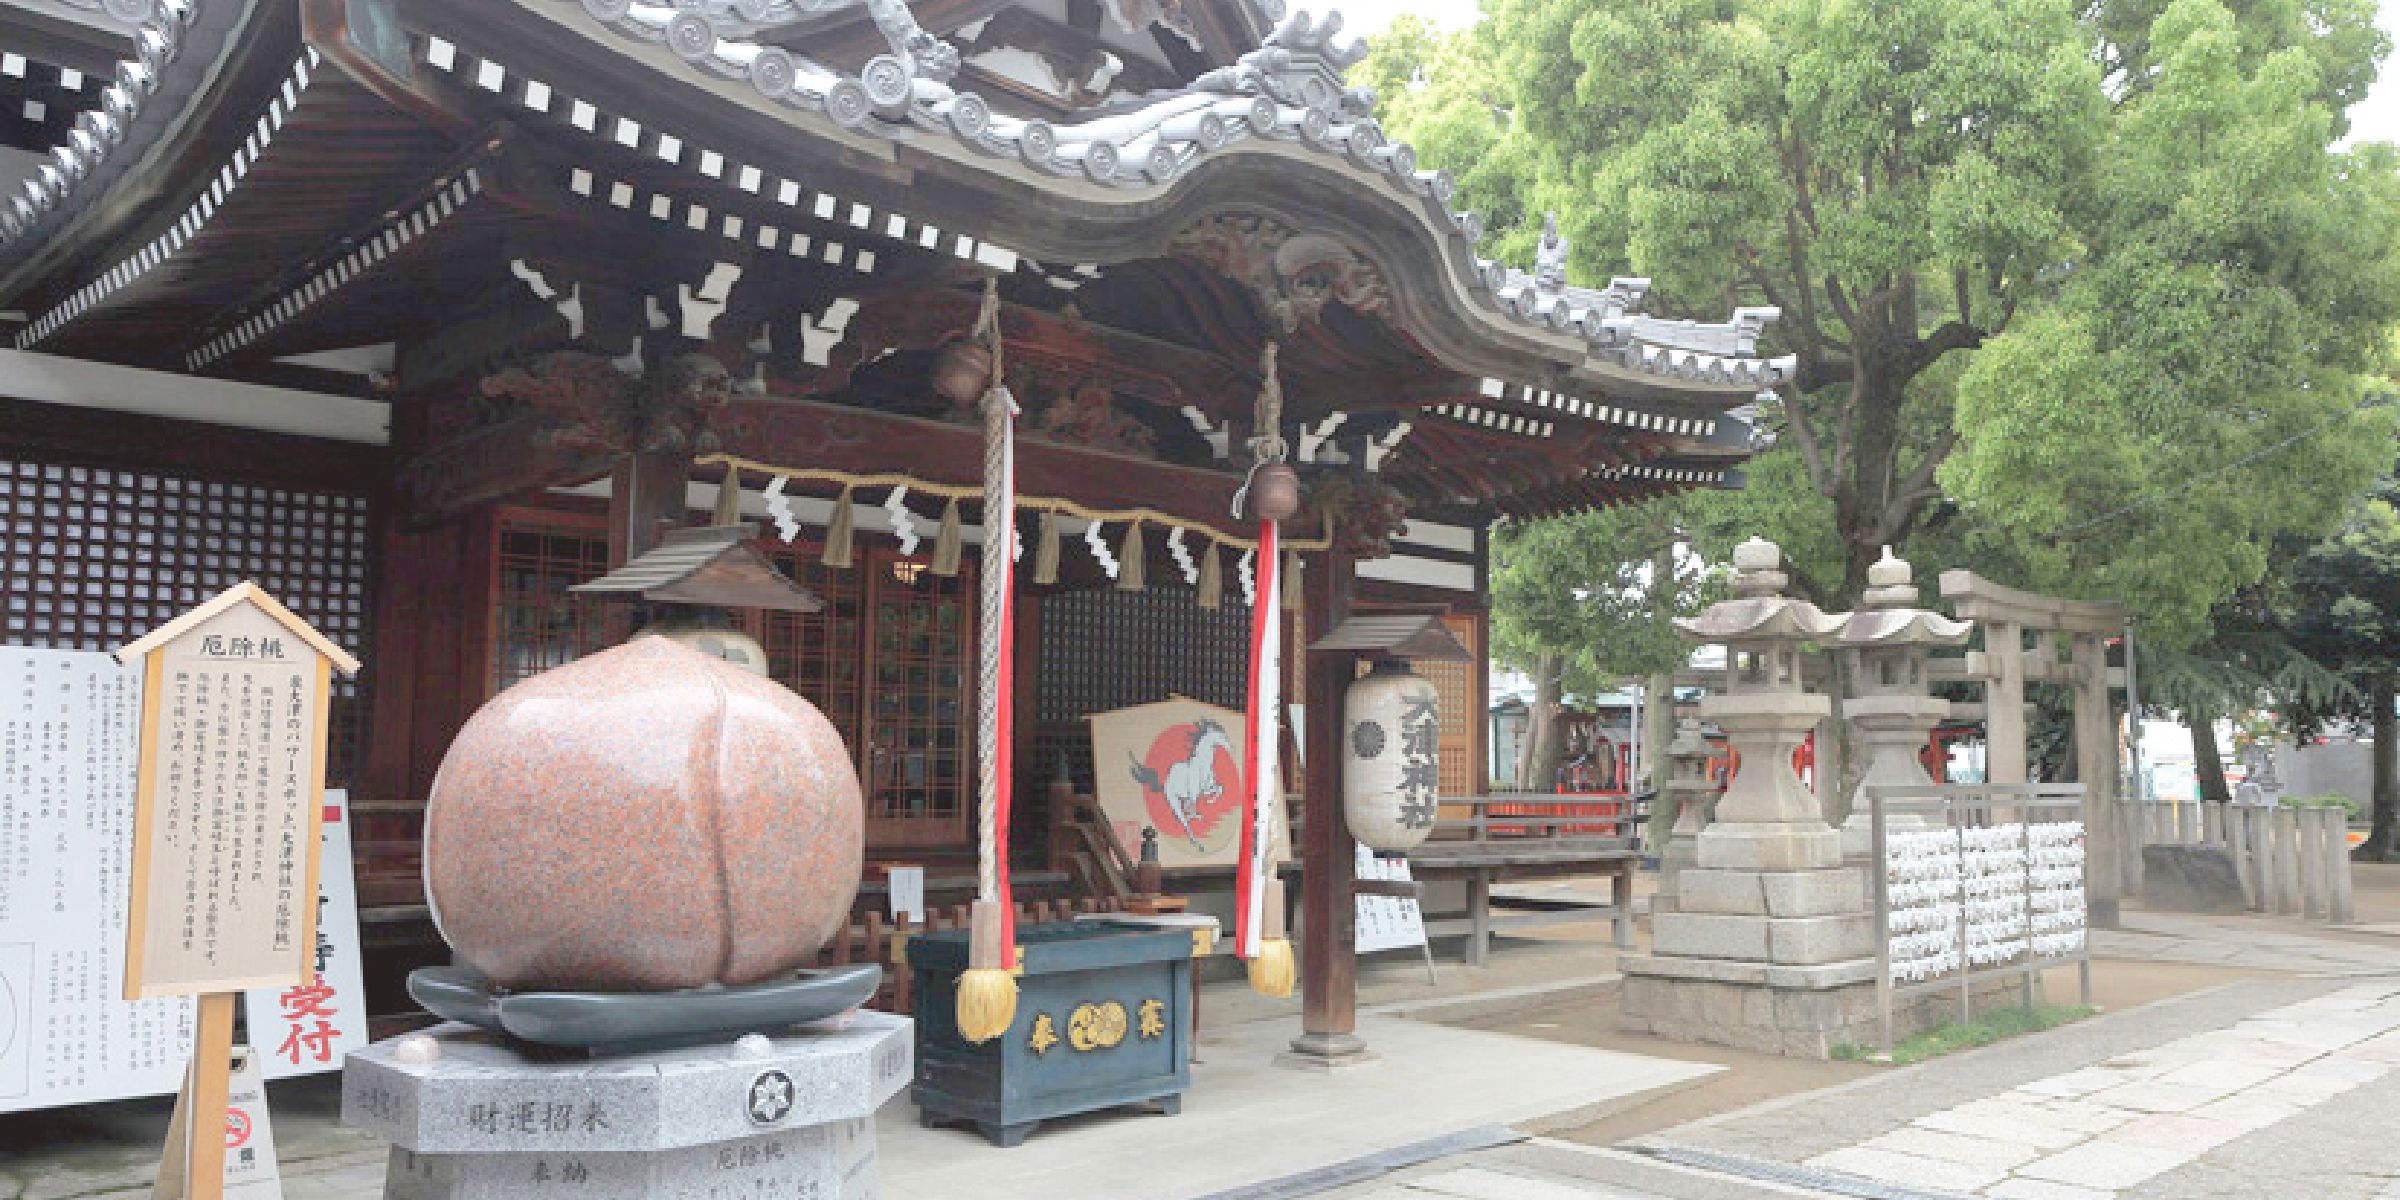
[1087,698,1293,871]
[114,583,358,1200]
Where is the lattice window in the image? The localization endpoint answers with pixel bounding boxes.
[491,514,612,691]
[0,457,373,783]
[863,556,973,845]
[1036,585,1251,721]
[1032,584,1255,795]
[1418,613,1484,798]
[756,545,864,750]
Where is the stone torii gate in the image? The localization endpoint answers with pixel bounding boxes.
[1936,572,2127,928]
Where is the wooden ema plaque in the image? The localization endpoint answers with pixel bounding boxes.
[114,582,359,1200]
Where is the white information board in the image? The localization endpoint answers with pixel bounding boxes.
[1353,845,1428,956]
[0,649,364,1115]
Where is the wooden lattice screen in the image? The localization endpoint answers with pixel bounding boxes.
[756,545,865,752]
[491,512,612,692]
[0,456,374,783]
[1032,584,1253,796]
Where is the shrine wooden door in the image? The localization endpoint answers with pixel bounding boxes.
[858,550,975,847]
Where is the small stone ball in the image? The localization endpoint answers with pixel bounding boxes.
[394,1036,442,1065]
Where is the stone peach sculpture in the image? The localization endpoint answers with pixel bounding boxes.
[424,635,863,991]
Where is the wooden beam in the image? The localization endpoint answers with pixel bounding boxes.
[714,394,1256,535]
[822,285,1259,419]
[394,409,616,526]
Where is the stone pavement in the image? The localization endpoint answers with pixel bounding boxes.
[1327,975,2400,1200]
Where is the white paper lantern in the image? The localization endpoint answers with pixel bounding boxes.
[1343,660,1440,853]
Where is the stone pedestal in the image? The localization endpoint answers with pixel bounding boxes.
[343,1012,911,1199]
[1837,693,1950,859]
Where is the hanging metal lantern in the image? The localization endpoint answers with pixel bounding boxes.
[1343,659,1441,853]
[1246,461,1302,522]
[930,339,995,407]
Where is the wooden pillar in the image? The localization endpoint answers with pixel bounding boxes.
[2073,633,2121,928]
[1289,548,1366,1067]
[609,447,690,565]
[1986,621,2027,786]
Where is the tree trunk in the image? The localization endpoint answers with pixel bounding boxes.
[1642,670,1676,849]
[1834,360,1908,606]
[2363,674,2398,861]
[2189,710,2233,807]
[1518,653,1568,793]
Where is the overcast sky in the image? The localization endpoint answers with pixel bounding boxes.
[1333,1,2400,144]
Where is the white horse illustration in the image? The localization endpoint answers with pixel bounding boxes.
[1129,719,1236,849]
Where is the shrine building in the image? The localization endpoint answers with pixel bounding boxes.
[0,0,1784,1027]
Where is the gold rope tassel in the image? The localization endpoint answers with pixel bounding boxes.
[1247,879,1296,998]
[930,498,964,576]
[1283,550,1304,612]
[1033,510,1062,585]
[1196,542,1223,610]
[823,487,856,568]
[955,898,1019,1044]
[1117,521,1146,591]
[712,463,744,526]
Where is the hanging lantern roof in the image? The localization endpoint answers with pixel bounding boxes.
[1307,615,1473,662]
[571,525,823,614]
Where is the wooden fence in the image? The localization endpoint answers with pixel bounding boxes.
[2118,801,2354,923]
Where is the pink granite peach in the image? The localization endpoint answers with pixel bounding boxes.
[424,635,863,991]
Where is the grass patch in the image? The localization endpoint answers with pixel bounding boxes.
[1833,1004,2097,1065]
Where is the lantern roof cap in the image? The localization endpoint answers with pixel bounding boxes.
[1674,595,1844,645]
[1832,608,1973,648]
[571,525,825,614]
[1308,614,1473,661]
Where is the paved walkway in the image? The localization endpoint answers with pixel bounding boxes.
[22,897,2400,1200]
[1321,928,2400,1200]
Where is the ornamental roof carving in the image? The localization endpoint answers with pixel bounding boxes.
[549,0,1796,392]
[1167,213,1390,332]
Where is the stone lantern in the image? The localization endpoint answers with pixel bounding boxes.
[1673,537,1845,857]
[1833,548,1972,857]
[1620,537,1883,1058]
[1651,718,1719,915]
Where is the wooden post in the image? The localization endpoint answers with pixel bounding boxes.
[2328,806,2357,924]
[2072,633,2121,927]
[2230,806,2253,901]
[2247,804,2274,912]
[2304,808,2332,921]
[2274,807,2304,916]
[2122,801,2146,898]
[610,446,691,566]
[1289,548,1364,1067]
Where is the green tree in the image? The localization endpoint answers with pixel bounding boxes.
[2277,474,2400,856]
[1368,0,2399,649]
[1488,503,1713,798]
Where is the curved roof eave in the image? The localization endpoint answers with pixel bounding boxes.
[416,0,1793,403]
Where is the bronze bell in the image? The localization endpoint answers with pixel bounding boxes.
[1248,461,1302,522]
[930,339,994,407]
